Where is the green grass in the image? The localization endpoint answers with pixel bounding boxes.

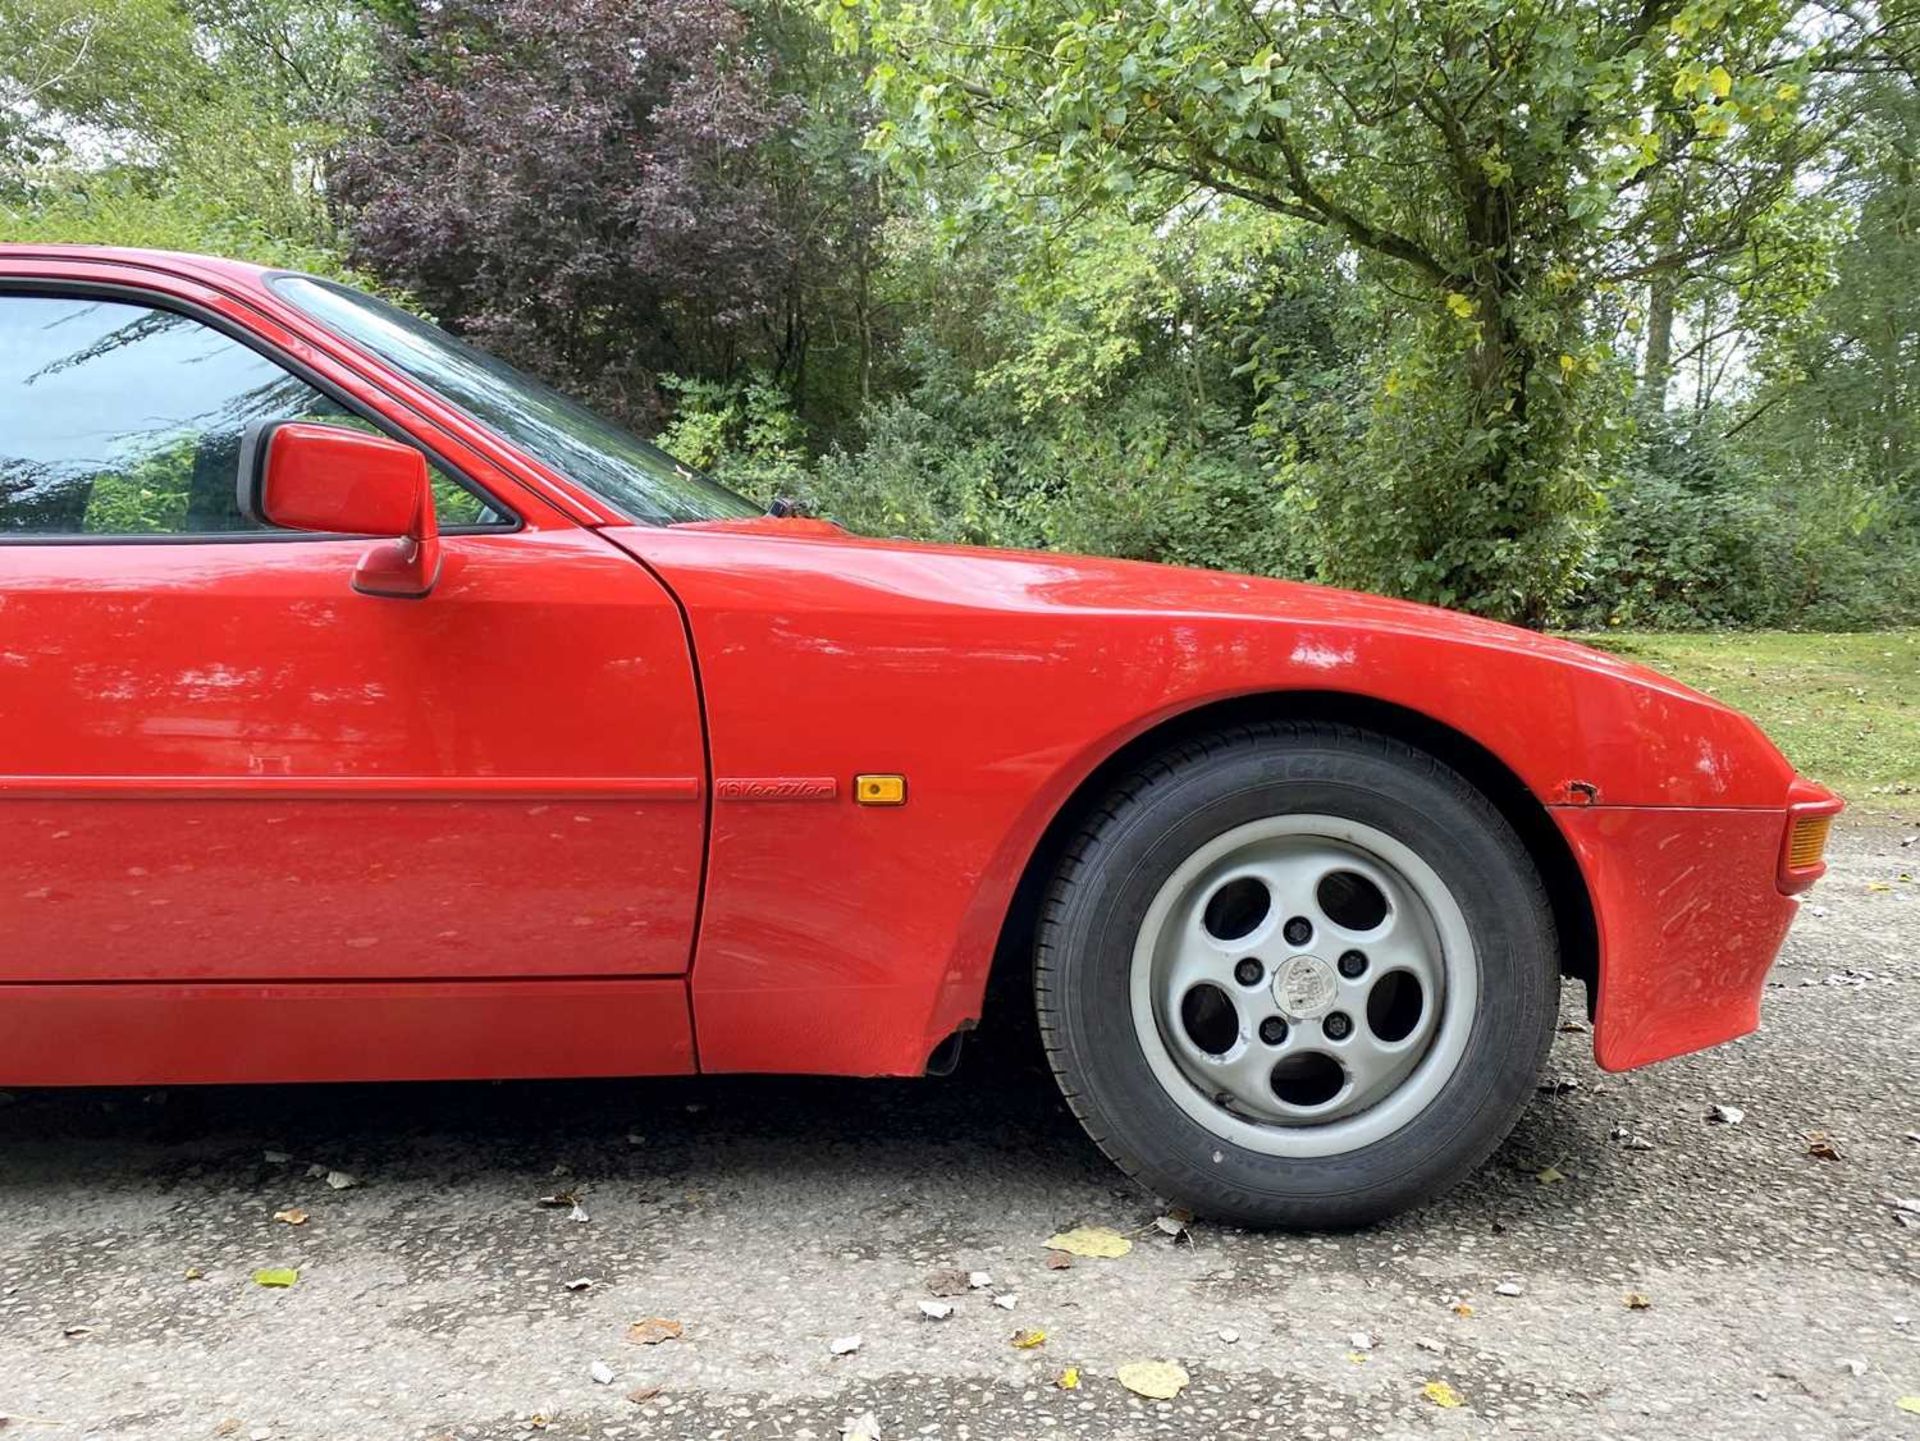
[1573,630,1920,800]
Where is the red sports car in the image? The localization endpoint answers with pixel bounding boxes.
[0,246,1841,1226]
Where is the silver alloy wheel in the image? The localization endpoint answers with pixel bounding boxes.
[1129,814,1477,1159]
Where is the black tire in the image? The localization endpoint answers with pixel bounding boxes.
[1034,721,1558,1228]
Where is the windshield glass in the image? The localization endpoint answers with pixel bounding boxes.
[271,275,759,525]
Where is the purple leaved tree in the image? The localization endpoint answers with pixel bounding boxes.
[337,0,797,425]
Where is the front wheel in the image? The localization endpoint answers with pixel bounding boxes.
[1035,721,1558,1228]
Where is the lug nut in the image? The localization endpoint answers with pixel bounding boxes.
[1282,916,1313,947]
[1338,949,1368,978]
[1323,1011,1353,1041]
[1234,958,1264,986]
[1259,1016,1288,1045]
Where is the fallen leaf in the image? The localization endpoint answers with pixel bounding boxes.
[1625,1292,1651,1310]
[1045,1253,1072,1270]
[918,1300,953,1321]
[62,1325,92,1338]
[1055,1365,1080,1390]
[1707,1104,1745,1125]
[1349,1330,1374,1351]
[184,1267,204,1281]
[829,1333,862,1356]
[1011,1328,1046,1348]
[323,1170,357,1191]
[626,1384,662,1404]
[1897,1396,1920,1415]
[993,1294,1018,1310]
[1840,1358,1867,1376]
[1117,1360,1189,1399]
[252,1268,297,1288]
[568,1202,590,1224]
[273,1208,308,1226]
[967,1270,993,1290]
[1415,1337,1446,1354]
[1423,1379,1464,1409]
[535,1191,578,1209]
[1867,881,1892,892]
[1536,1166,1565,1185]
[1493,1281,1523,1297]
[926,1267,969,1297]
[1805,1132,1843,1161]
[564,1278,595,1292]
[626,1318,684,1346]
[1152,1212,1192,1241]
[1452,1302,1474,1318]
[1218,1328,1239,1344]
[1610,1124,1656,1150]
[589,1360,615,1386]
[839,1412,881,1441]
[1047,1225,1132,1259]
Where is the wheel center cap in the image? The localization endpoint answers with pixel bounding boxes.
[1272,955,1338,1020]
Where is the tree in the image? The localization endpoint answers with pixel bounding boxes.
[837,0,1893,622]
[338,0,812,425]
[0,0,376,273]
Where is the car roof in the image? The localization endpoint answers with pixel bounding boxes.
[0,244,273,289]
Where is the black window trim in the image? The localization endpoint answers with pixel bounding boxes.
[0,278,523,546]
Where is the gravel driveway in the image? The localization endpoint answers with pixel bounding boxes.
[3,815,1915,1441]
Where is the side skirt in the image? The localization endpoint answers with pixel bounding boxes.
[0,978,694,1086]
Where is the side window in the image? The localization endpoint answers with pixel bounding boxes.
[0,293,505,535]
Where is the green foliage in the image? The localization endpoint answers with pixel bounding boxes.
[78,435,197,534]
[1569,405,1920,631]
[658,372,814,504]
[831,0,1884,622]
[0,0,373,274]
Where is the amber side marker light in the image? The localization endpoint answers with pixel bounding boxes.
[1786,814,1832,871]
[855,774,907,806]
[1778,779,1843,895]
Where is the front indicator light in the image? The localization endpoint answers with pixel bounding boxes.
[1786,814,1831,872]
[1778,779,1843,895]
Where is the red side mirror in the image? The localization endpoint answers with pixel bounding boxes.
[241,421,442,599]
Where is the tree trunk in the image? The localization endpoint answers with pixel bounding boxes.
[1643,273,1674,407]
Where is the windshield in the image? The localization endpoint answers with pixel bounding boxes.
[271,275,759,525]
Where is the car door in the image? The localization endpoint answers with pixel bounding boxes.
[0,280,708,987]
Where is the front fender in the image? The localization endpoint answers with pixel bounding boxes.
[612,524,1807,1076]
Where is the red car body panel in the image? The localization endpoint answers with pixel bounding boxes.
[1555,806,1802,1071]
[606,524,1819,1077]
[0,246,1840,1088]
[0,529,707,985]
[0,980,694,1086]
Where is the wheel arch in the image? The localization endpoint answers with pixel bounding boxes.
[981,690,1599,1037]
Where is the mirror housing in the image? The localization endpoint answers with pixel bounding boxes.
[240,421,441,599]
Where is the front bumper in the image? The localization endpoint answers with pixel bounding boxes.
[1555,781,1843,1072]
